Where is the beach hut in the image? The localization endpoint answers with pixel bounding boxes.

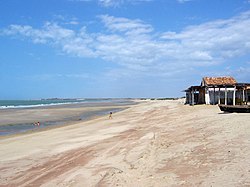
[185,77,250,106]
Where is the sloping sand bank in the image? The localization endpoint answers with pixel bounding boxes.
[0,100,249,186]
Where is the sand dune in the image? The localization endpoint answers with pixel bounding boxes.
[0,100,249,186]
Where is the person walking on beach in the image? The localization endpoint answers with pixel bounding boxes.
[33,121,40,126]
[109,112,112,119]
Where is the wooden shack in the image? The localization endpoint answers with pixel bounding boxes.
[185,77,250,105]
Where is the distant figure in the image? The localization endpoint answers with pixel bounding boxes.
[109,112,113,119]
[33,121,40,126]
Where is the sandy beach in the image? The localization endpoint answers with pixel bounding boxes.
[0,99,249,187]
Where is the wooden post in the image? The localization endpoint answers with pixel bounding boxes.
[233,86,236,106]
[243,87,245,103]
[185,92,188,104]
[246,88,248,105]
[213,87,216,105]
[192,88,194,106]
[189,92,191,104]
[239,89,242,104]
[218,87,221,105]
[225,86,227,105]
[205,88,209,104]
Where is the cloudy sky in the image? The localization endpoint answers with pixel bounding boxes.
[0,0,250,99]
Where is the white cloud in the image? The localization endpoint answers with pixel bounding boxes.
[67,21,79,25]
[161,11,250,62]
[2,22,95,57]
[219,66,250,82]
[100,15,153,34]
[69,0,153,6]
[98,0,153,7]
[98,0,123,7]
[52,15,80,25]
[2,11,250,77]
[177,0,192,3]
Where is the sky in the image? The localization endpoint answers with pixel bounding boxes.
[0,0,250,99]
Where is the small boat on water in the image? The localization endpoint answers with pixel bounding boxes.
[218,104,250,113]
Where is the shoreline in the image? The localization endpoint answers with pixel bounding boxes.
[0,108,130,140]
[0,107,127,139]
[0,100,137,137]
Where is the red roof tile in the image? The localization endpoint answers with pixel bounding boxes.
[203,77,237,86]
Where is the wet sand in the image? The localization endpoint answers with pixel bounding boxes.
[0,100,249,186]
[0,101,132,136]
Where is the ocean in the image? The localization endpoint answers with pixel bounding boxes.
[0,99,135,136]
[0,98,127,109]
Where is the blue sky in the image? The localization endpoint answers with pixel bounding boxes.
[0,0,250,99]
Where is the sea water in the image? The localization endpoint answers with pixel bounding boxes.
[0,99,134,136]
[0,98,126,109]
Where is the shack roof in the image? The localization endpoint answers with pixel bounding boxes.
[236,83,250,89]
[184,77,250,92]
[202,76,237,86]
[183,85,201,92]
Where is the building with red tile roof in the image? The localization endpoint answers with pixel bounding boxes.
[185,77,250,105]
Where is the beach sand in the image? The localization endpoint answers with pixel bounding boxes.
[0,100,249,186]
